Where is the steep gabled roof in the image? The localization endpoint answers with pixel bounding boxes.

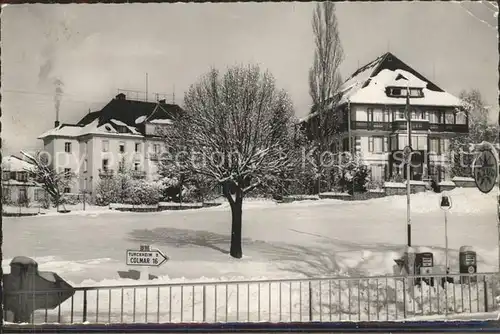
[339,52,460,107]
[300,52,461,123]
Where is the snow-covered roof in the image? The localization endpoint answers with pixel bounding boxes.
[38,119,144,140]
[2,155,35,172]
[340,67,461,107]
[149,119,173,125]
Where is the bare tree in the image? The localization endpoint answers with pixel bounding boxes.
[20,151,73,212]
[163,65,298,258]
[308,1,344,194]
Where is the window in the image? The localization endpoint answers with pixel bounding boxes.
[118,160,125,172]
[429,138,440,154]
[445,112,455,124]
[390,136,398,151]
[392,88,402,96]
[410,88,423,97]
[397,109,406,119]
[135,143,141,153]
[34,189,43,201]
[18,188,28,203]
[64,168,72,179]
[64,142,71,153]
[84,159,88,173]
[428,111,439,123]
[368,136,385,153]
[383,109,391,122]
[102,140,109,152]
[134,162,140,171]
[2,171,10,181]
[412,109,425,120]
[102,159,109,171]
[153,144,160,153]
[373,109,384,122]
[64,187,71,194]
[411,136,427,150]
[117,126,128,134]
[16,172,28,182]
[440,138,450,154]
[119,142,125,154]
[398,135,408,150]
[371,165,384,182]
[367,108,374,122]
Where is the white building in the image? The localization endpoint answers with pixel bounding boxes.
[301,52,468,183]
[38,92,182,199]
[2,155,45,205]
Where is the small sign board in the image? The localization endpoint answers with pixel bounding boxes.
[126,245,169,267]
[472,149,498,194]
[440,193,452,210]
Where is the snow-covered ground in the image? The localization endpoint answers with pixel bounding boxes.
[3,188,499,323]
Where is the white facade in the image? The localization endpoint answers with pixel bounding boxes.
[39,114,171,199]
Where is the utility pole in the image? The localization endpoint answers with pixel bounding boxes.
[406,84,412,247]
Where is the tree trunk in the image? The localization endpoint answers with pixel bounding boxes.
[229,193,243,259]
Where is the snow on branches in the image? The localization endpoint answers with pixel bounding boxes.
[161,65,299,199]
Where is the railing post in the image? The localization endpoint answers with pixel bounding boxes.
[402,278,407,319]
[202,285,206,322]
[82,290,88,323]
[484,276,489,312]
[308,281,313,321]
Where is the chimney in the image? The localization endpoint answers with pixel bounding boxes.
[116,93,126,100]
[55,121,60,128]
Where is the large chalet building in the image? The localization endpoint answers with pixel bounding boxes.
[38,92,182,199]
[301,52,468,183]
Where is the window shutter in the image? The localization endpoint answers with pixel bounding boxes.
[383,137,388,152]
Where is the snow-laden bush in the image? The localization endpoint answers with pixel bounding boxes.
[123,180,162,205]
[340,162,371,195]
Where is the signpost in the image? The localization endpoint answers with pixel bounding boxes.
[471,142,500,272]
[440,192,452,273]
[126,245,169,267]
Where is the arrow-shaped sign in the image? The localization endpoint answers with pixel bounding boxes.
[126,248,169,267]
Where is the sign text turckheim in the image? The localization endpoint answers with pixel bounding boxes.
[126,245,168,267]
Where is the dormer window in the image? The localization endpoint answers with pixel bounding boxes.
[387,86,423,98]
[392,88,401,96]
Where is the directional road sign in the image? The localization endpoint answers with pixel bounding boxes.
[126,248,169,267]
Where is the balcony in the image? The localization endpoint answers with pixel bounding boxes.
[98,169,114,178]
[350,121,392,131]
[392,120,429,131]
[130,170,147,179]
[429,123,468,133]
[148,152,161,161]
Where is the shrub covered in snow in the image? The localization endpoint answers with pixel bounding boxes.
[123,181,162,205]
[339,162,371,195]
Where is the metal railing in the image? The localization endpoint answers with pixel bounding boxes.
[4,272,499,324]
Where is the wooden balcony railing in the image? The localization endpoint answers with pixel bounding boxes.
[346,121,468,134]
[429,123,468,133]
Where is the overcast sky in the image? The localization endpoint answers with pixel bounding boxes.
[1,2,498,155]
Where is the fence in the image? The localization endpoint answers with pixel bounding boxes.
[4,272,500,324]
